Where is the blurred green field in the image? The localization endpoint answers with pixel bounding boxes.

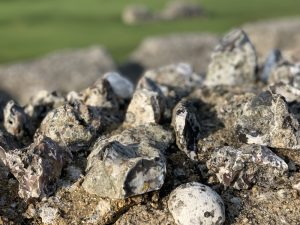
[1,0,300,64]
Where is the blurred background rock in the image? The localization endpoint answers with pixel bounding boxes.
[1,0,300,103]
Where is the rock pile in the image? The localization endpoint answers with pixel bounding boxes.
[1,28,300,225]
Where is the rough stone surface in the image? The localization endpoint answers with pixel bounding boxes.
[172,99,201,160]
[0,136,65,200]
[236,90,300,149]
[83,124,174,199]
[0,46,115,104]
[260,49,283,83]
[205,29,257,86]
[125,88,165,127]
[207,145,288,189]
[129,33,218,73]
[3,100,34,142]
[168,182,225,225]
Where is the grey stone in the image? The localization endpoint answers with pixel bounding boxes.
[205,29,257,86]
[168,182,225,225]
[125,88,165,127]
[260,49,283,83]
[0,46,115,104]
[129,33,219,73]
[0,136,66,199]
[236,90,300,149]
[171,99,201,160]
[144,63,202,120]
[83,124,174,199]
[160,1,203,20]
[207,145,288,189]
[3,100,34,142]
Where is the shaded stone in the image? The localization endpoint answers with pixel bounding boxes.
[205,29,257,86]
[172,99,201,160]
[83,124,174,199]
[260,49,283,83]
[236,90,300,149]
[207,145,288,189]
[3,100,34,142]
[24,90,65,125]
[168,182,225,225]
[268,61,300,89]
[0,136,66,200]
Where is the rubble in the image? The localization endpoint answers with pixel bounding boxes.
[207,145,288,189]
[0,136,65,200]
[205,29,257,86]
[236,90,300,149]
[168,182,225,225]
[171,99,201,160]
[82,124,174,199]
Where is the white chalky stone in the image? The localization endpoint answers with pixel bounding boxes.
[168,182,225,225]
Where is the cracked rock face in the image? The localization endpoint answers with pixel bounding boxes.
[236,90,300,149]
[83,124,174,199]
[3,100,34,142]
[172,99,201,160]
[207,145,288,189]
[206,29,257,86]
[0,136,65,200]
[260,49,283,83]
[168,182,225,225]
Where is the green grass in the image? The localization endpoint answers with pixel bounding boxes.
[1,0,300,64]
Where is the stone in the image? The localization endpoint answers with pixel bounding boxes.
[160,1,203,20]
[38,205,59,224]
[260,49,283,83]
[268,61,300,88]
[128,33,218,73]
[0,136,66,199]
[171,99,201,160]
[168,182,225,225]
[3,100,34,142]
[83,124,174,199]
[207,145,288,189]
[144,63,202,120]
[24,90,65,125]
[205,29,257,86]
[236,90,300,149]
[125,89,164,127]
[122,5,154,25]
[269,83,300,103]
[0,46,115,104]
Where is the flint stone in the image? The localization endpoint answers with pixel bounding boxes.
[236,90,300,149]
[125,88,164,127]
[205,29,257,86]
[168,182,225,225]
[207,145,288,189]
[24,90,65,124]
[3,100,34,141]
[144,63,201,120]
[268,61,300,89]
[172,99,201,160]
[0,136,65,199]
[260,49,283,83]
[83,124,174,199]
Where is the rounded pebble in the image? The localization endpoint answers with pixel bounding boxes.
[168,182,225,225]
